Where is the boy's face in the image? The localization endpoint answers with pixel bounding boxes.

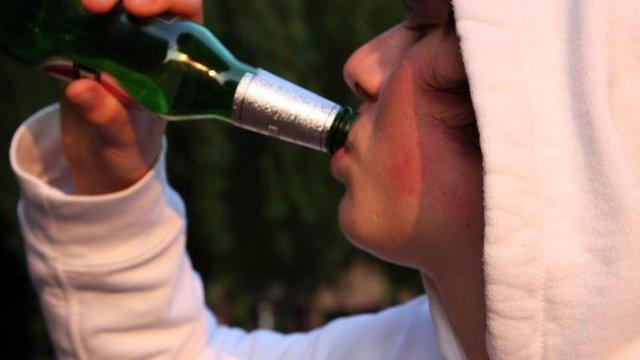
[332,0,484,273]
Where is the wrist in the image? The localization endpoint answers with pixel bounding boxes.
[73,172,148,195]
[59,101,165,195]
[70,147,162,195]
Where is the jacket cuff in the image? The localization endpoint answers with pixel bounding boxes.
[10,103,186,270]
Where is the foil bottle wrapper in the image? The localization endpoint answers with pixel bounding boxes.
[232,69,341,152]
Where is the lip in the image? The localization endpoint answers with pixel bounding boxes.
[330,128,355,183]
[330,107,362,182]
[330,146,349,182]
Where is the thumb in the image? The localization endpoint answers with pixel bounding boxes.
[123,0,203,22]
[65,79,135,145]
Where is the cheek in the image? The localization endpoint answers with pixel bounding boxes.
[373,79,424,198]
[382,139,422,197]
[419,131,485,237]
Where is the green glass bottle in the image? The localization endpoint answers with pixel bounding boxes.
[0,0,354,154]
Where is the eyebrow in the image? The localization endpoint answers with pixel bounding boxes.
[402,0,458,40]
[403,0,453,25]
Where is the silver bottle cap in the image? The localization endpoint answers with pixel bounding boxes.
[232,69,340,152]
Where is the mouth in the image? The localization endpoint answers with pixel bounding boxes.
[330,146,349,183]
[330,114,358,182]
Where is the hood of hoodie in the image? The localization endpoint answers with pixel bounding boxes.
[442,0,640,358]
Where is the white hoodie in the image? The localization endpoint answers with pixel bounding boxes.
[453,0,640,358]
[9,0,640,359]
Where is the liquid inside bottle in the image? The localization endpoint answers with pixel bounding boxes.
[0,0,354,153]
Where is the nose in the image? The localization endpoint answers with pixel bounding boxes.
[343,24,415,103]
[343,43,381,102]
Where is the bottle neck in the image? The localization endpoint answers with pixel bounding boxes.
[325,107,355,155]
[232,69,350,153]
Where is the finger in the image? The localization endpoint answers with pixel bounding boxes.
[82,0,120,14]
[123,0,203,22]
[65,79,133,144]
[170,0,203,23]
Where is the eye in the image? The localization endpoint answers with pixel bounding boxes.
[401,0,439,40]
[404,22,439,39]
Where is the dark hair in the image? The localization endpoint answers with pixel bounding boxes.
[402,1,480,157]
[431,8,480,158]
[427,71,480,157]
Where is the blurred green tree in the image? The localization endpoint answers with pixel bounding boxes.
[0,1,421,357]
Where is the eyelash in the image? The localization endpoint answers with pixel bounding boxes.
[404,22,439,39]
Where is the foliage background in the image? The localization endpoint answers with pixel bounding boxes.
[0,1,422,357]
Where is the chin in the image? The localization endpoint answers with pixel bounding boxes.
[339,191,376,245]
[338,192,416,268]
[338,195,365,246]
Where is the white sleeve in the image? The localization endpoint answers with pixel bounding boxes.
[10,104,440,360]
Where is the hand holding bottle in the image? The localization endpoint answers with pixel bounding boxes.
[61,0,203,195]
